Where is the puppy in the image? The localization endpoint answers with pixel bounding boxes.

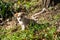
[14,12,36,30]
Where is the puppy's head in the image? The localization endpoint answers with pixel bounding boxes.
[14,12,26,18]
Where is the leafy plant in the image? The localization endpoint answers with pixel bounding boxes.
[0,1,14,19]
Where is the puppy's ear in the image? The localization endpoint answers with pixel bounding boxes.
[22,12,26,15]
[14,13,18,17]
[21,12,26,16]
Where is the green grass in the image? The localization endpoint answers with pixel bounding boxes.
[0,22,59,40]
[0,0,60,40]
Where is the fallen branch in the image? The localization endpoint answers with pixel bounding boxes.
[31,8,48,21]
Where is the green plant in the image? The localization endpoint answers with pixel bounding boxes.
[0,1,14,19]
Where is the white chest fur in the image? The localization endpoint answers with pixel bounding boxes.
[17,17,25,30]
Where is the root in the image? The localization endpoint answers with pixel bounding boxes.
[31,8,48,21]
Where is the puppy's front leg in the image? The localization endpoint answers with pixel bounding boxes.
[21,25,25,30]
[19,21,25,30]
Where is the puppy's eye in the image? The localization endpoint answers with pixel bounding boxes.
[19,19,22,21]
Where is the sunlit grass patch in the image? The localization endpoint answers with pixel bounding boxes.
[53,13,60,20]
[0,22,59,40]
